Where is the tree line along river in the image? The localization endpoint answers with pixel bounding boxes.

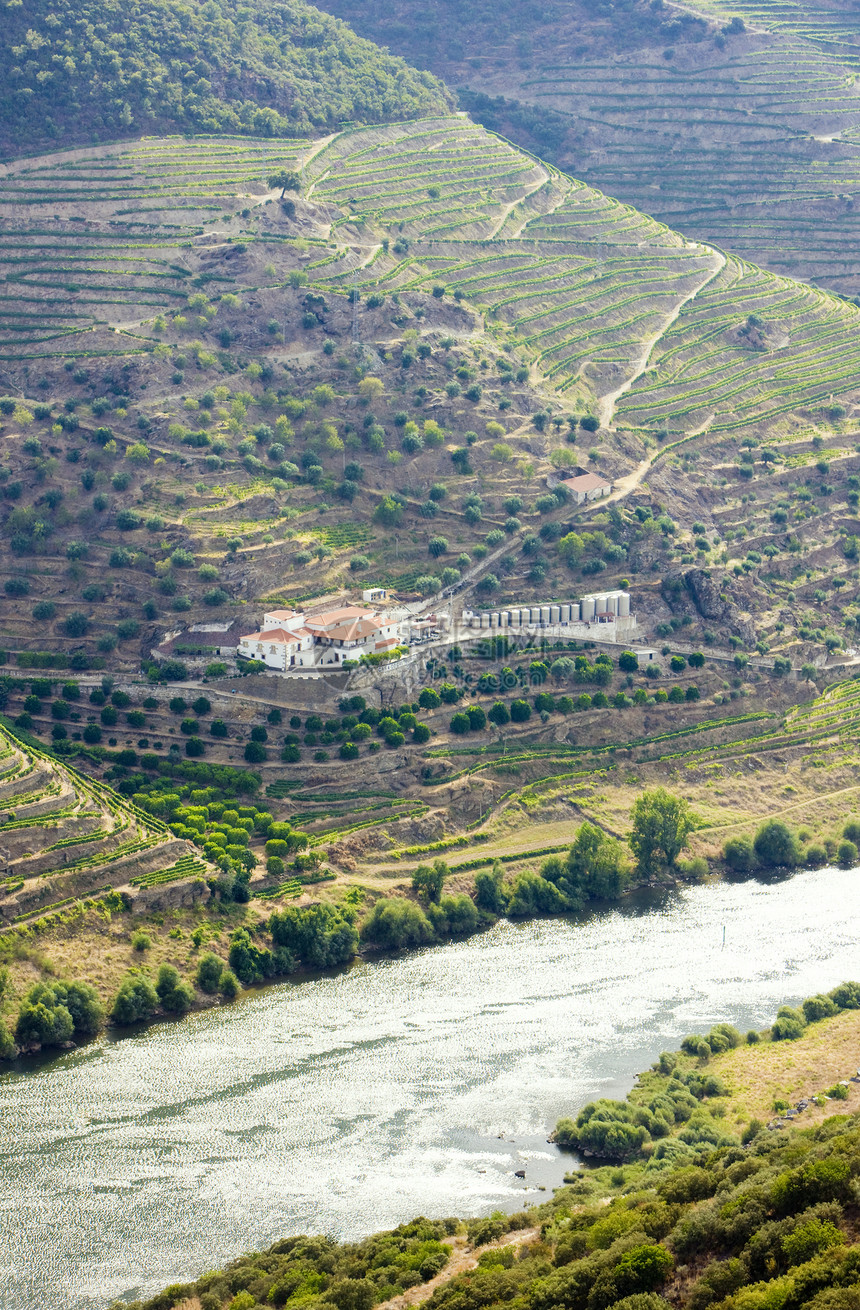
[2,865,859,1309]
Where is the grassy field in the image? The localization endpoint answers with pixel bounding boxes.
[713,1007,860,1127]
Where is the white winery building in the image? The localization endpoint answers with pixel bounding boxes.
[238,604,405,670]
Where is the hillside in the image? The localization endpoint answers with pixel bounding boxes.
[117,997,860,1310]
[2,121,860,919]
[0,0,450,159]
[0,716,203,930]
[0,118,859,685]
[4,652,860,1060]
[313,0,860,297]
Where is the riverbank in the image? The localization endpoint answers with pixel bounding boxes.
[5,671,860,1062]
[0,824,671,1059]
[107,987,860,1310]
[553,982,860,1180]
[0,840,852,1064]
[3,874,860,1309]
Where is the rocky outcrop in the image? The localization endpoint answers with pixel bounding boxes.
[682,568,756,645]
[683,567,724,619]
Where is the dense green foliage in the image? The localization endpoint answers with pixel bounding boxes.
[14,978,102,1048]
[723,816,835,873]
[110,971,161,1025]
[124,1101,860,1310]
[0,0,450,156]
[556,981,860,1162]
[629,790,697,876]
[114,1216,458,1310]
[269,902,359,970]
[554,1064,730,1164]
[503,824,629,916]
[360,890,480,950]
[360,822,630,953]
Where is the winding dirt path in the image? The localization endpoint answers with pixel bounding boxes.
[374,1227,540,1310]
[484,173,551,241]
[598,246,726,429]
[596,407,717,507]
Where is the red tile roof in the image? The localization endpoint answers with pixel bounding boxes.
[562,472,611,493]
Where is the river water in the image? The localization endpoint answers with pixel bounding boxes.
[2,866,859,1309]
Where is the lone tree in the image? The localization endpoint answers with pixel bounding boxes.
[629,788,697,875]
[268,169,301,198]
[567,821,629,900]
[412,859,447,903]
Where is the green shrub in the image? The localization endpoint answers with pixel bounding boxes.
[829,981,860,1009]
[111,973,159,1025]
[723,838,755,869]
[156,963,195,1015]
[360,898,434,950]
[474,866,507,916]
[802,993,838,1022]
[196,953,224,994]
[507,870,569,917]
[15,980,102,1047]
[754,820,799,869]
[0,1020,16,1061]
[771,1005,806,1041]
[704,1023,741,1053]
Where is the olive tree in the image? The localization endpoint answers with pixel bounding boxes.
[268,169,301,197]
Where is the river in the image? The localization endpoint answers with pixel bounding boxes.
[2,865,859,1309]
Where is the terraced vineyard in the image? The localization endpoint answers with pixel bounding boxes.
[334,672,860,883]
[507,43,860,296]
[304,118,860,431]
[3,115,860,435]
[0,136,310,354]
[691,0,860,65]
[0,722,207,926]
[315,0,860,294]
[614,253,860,431]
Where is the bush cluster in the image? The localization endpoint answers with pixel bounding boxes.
[725,819,860,874]
[123,1110,860,1310]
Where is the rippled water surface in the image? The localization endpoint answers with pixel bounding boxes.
[3,867,860,1308]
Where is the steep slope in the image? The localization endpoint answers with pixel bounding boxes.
[0,0,450,159]
[314,0,860,296]
[303,119,860,431]
[1,117,859,684]
[0,720,205,926]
